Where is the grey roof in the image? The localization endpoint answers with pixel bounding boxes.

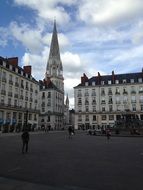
[75,71,143,87]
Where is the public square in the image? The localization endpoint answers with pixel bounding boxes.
[0,131,143,190]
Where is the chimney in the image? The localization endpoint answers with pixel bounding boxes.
[112,70,115,84]
[7,57,18,67]
[97,72,101,85]
[23,65,31,75]
[81,73,88,84]
[44,77,51,86]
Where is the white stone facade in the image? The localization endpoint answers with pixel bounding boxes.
[74,72,143,130]
[0,57,39,132]
[39,86,64,130]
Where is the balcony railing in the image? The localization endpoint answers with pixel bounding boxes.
[108,91,112,95]
[101,100,106,104]
[131,91,136,94]
[115,92,120,95]
[84,93,89,96]
[123,91,128,94]
[77,93,82,97]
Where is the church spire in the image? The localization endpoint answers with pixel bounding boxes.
[45,20,64,91]
[46,20,63,72]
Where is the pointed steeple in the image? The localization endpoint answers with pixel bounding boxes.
[46,20,63,72]
[45,20,64,91]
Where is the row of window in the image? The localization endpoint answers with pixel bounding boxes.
[0,97,38,110]
[77,95,143,105]
[78,114,114,121]
[77,86,143,97]
[78,114,143,122]
[84,78,143,86]
[77,104,143,112]
[0,111,37,121]
[0,70,38,92]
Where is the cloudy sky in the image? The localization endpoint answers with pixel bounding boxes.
[0,0,143,108]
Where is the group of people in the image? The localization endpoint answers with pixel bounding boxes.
[21,127,111,154]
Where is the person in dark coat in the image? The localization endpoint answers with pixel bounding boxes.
[106,128,111,140]
[21,130,30,153]
[68,125,73,139]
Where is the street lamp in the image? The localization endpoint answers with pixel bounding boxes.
[25,110,28,131]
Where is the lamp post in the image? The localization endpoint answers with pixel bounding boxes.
[25,110,28,131]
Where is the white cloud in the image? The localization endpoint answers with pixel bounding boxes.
[78,0,143,26]
[14,0,77,25]
[10,22,44,53]
[2,0,143,109]
[21,46,49,80]
[0,27,9,47]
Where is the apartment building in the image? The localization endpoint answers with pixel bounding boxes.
[0,57,39,132]
[74,70,143,130]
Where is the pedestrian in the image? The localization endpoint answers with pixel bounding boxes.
[106,128,111,140]
[21,130,30,154]
[68,125,73,139]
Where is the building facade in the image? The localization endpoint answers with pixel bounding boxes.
[0,57,39,132]
[38,21,64,130]
[74,70,143,130]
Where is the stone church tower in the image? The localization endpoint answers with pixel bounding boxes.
[39,21,64,130]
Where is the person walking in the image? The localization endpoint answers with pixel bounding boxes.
[68,125,73,139]
[106,128,111,140]
[21,130,30,154]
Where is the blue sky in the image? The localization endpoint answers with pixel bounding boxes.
[0,0,143,107]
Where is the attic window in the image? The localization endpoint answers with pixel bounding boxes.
[123,79,126,83]
[108,80,112,84]
[92,81,95,86]
[101,81,105,85]
[130,79,134,83]
[115,80,119,84]
[85,82,88,86]
[138,78,142,83]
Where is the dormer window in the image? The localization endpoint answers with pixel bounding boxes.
[130,79,134,83]
[101,81,105,85]
[115,80,119,84]
[108,80,112,84]
[92,81,95,86]
[138,78,142,83]
[123,79,126,83]
[85,82,88,86]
